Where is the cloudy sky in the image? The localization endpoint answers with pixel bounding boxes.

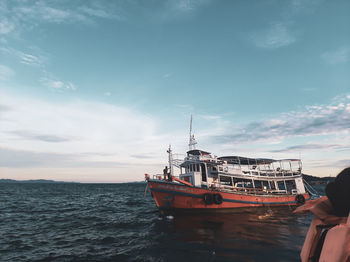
[0,0,349,182]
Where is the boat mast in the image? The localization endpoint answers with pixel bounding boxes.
[188,115,197,150]
[167,145,173,177]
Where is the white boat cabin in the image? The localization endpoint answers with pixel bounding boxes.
[178,149,306,195]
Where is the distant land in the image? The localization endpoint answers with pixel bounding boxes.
[302,174,334,185]
[0,175,332,184]
[0,179,79,184]
[0,179,147,184]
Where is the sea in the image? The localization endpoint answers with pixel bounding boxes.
[0,183,324,262]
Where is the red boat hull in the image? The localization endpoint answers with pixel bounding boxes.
[148,180,311,210]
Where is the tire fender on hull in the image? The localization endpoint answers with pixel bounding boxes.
[213,193,223,205]
[202,193,223,205]
[202,193,214,205]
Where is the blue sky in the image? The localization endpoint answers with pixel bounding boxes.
[0,0,349,182]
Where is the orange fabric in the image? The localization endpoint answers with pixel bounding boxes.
[300,217,323,262]
[319,216,350,262]
[295,196,349,262]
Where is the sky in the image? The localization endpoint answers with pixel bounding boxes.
[0,0,349,182]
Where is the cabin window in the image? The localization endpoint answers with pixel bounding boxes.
[233,178,253,188]
[285,180,296,192]
[269,181,276,190]
[189,164,198,172]
[208,165,217,174]
[183,176,192,184]
[200,163,207,182]
[219,175,232,186]
[277,181,286,190]
[254,180,263,188]
[262,181,270,189]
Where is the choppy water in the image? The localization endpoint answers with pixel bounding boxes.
[0,183,321,262]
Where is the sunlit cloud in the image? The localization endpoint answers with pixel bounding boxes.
[0,91,169,174]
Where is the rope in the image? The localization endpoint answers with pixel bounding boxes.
[303,179,320,198]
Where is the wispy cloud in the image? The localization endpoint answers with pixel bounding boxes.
[79,5,122,20]
[12,1,120,25]
[0,45,75,94]
[0,18,15,34]
[156,0,212,21]
[20,53,44,66]
[0,64,14,80]
[0,47,46,67]
[321,47,350,65]
[250,0,323,50]
[162,73,172,78]
[269,143,350,153]
[16,4,72,24]
[10,130,71,143]
[172,0,202,12]
[40,77,77,92]
[212,94,350,144]
[130,154,156,159]
[251,22,296,49]
[0,0,123,41]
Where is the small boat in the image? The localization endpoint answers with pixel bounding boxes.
[145,117,317,211]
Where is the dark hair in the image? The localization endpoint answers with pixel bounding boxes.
[325,167,350,217]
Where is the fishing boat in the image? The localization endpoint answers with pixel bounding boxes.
[145,117,317,211]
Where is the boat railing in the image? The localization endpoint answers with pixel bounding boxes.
[210,182,292,195]
[239,169,301,178]
[152,174,164,180]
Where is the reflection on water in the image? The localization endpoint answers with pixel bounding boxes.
[156,207,312,261]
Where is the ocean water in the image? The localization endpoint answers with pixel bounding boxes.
[0,183,320,262]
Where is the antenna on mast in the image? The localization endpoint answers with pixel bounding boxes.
[188,114,197,150]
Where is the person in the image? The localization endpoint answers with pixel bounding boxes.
[163,166,168,180]
[294,167,350,262]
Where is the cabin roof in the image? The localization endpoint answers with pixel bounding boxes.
[218,156,275,165]
[218,156,301,165]
[187,149,211,156]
